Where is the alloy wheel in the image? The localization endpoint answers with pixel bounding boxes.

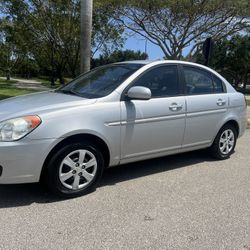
[219,129,235,155]
[59,149,97,190]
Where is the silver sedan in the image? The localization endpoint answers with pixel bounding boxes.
[0,60,247,197]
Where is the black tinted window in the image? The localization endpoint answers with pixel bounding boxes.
[213,75,224,93]
[133,65,179,97]
[184,66,213,94]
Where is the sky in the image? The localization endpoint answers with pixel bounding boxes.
[124,34,165,60]
[123,33,193,60]
[93,32,167,59]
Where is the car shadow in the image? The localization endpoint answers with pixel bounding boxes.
[0,150,216,208]
[100,150,215,186]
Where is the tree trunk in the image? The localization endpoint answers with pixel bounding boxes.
[80,0,93,74]
[50,43,55,86]
[58,73,65,85]
[243,72,248,93]
[6,69,10,81]
[50,74,55,86]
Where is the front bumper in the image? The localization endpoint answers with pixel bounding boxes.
[0,138,56,184]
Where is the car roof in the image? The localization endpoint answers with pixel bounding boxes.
[114,60,225,77]
[114,60,155,65]
[114,60,208,68]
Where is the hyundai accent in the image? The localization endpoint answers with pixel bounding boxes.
[0,61,247,197]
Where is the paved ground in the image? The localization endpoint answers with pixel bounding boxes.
[13,82,50,91]
[0,77,49,91]
[0,130,249,250]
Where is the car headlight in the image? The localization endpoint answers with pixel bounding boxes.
[0,116,41,141]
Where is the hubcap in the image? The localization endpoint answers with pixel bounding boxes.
[59,149,98,190]
[219,129,235,155]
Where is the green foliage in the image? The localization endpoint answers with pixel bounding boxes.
[196,35,250,89]
[92,49,148,67]
[1,0,124,82]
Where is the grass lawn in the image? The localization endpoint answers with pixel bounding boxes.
[0,88,36,100]
[0,76,73,101]
[246,99,250,106]
[0,80,38,100]
[0,75,74,100]
[0,79,18,84]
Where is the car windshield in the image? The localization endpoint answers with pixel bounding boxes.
[58,63,144,98]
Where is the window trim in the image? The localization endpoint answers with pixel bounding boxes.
[120,64,184,101]
[180,65,226,96]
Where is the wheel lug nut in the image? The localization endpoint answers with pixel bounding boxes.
[78,172,82,176]
[72,170,76,174]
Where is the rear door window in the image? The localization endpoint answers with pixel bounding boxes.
[183,66,214,95]
[213,75,224,93]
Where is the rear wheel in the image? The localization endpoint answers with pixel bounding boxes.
[209,124,237,160]
[46,142,104,198]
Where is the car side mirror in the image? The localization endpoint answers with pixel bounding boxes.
[126,86,151,100]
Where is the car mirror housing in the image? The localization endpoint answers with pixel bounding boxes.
[126,86,152,100]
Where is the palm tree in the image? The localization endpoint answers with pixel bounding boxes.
[80,0,93,73]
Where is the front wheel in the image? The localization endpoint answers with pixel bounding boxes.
[46,142,104,198]
[209,124,237,160]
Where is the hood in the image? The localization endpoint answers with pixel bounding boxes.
[0,91,96,121]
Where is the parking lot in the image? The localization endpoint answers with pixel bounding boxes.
[0,130,249,250]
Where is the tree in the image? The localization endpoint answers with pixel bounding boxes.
[0,17,26,80]
[92,49,148,67]
[1,0,124,82]
[80,0,93,73]
[196,35,250,89]
[107,0,249,59]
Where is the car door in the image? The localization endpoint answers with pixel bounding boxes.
[120,64,186,163]
[181,65,229,149]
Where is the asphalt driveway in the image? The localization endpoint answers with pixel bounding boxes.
[0,130,249,250]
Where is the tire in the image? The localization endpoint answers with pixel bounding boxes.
[46,141,104,198]
[209,124,237,160]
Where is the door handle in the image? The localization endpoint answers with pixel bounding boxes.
[169,103,183,111]
[216,99,226,106]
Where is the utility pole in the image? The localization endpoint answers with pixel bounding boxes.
[145,39,148,54]
[203,37,214,66]
[80,0,93,73]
